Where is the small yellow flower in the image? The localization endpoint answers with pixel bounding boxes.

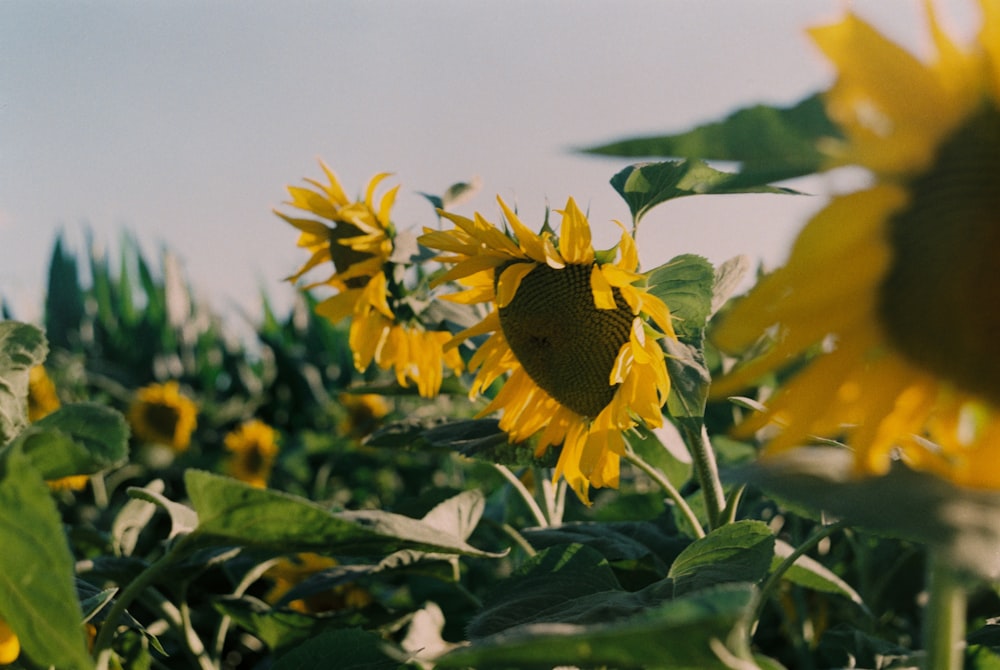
[278,161,462,397]
[0,617,19,665]
[264,553,373,614]
[128,381,198,452]
[338,392,391,438]
[713,1,1000,487]
[27,365,59,422]
[420,196,675,504]
[223,419,279,488]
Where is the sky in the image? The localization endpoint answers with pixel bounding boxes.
[0,1,972,333]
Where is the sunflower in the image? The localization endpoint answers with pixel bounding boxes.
[0,617,19,665]
[127,381,198,452]
[712,1,1000,487]
[264,553,373,614]
[224,419,279,488]
[277,162,462,397]
[338,392,391,439]
[419,197,675,504]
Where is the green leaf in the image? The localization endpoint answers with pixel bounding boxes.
[610,160,799,225]
[772,539,866,609]
[113,480,165,556]
[215,597,367,653]
[437,583,756,669]
[184,470,503,558]
[647,254,715,344]
[9,403,129,480]
[420,489,484,542]
[127,483,200,539]
[668,520,775,597]
[0,321,47,444]
[711,255,753,316]
[271,628,406,670]
[583,92,840,186]
[44,235,85,351]
[0,450,91,669]
[664,339,711,420]
[735,447,1000,580]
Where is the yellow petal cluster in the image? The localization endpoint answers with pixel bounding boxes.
[420,197,675,503]
[278,162,461,397]
[127,381,198,452]
[713,1,1000,487]
[224,419,280,488]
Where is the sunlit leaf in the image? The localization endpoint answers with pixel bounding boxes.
[646,254,715,344]
[0,450,90,669]
[772,539,866,610]
[0,321,47,444]
[668,520,775,597]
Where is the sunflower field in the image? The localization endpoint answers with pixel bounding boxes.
[4,3,1000,669]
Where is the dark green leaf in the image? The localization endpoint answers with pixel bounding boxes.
[0,321,47,444]
[0,450,90,669]
[583,92,840,186]
[271,628,406,670]
[735,447,1000,580]
[665,339,711,419]
[185,470,503,558]
[610,160,799,225]
[668,520,775,597]
[44,235,85,351]
[438,583,756,669]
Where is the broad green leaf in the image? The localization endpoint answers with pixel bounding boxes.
[711,255,753,316]
[437,583,756,669]
[9,403,129,480]
[610,160,798,225]
[467,544,622,638]
[0,321,47,444]
[420,489,484,542]
[0,450,90,669]
[668,520,775,597]
[113,480,165,556]
[772,538,865,609]
[185,470,503,558]
[583,92,840,187]
[664,339,711,419]
[214,597,367,652]
[646,254,715,344]
[736,447,1000,580]
[271,628,406,670]
[127,483,200,539]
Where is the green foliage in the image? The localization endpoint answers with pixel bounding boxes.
[584,92,841,187]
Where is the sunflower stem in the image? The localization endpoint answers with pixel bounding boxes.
[624,446,705,539]
[678,419,726,531]
[493,463,549,527]
[922,550,966,670]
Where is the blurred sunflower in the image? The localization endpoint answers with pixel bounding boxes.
[338,392,391,439]
[713,1,1000,486]
[277,162,462,397]
[27,365,59,422]
[0,617,19,664]
[264,553,372,614]
[128,381,198,452]
[419,197,675,503]
[224,419,279,488]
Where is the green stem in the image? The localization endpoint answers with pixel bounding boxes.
[493,463,549,527]
[678,419,726,530]
[92,537,192,661]
[751,520,847,633]
[624,447,705,539]
[923,551,966,670]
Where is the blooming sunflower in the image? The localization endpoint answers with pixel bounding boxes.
[712,1,1000,487]
[277,162,462,397]
[419,197,675,503]
[128,381,198,452]
[338,392,391,439]
[224,419,279,488]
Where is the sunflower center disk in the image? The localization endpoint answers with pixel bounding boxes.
[498,263,634,418]
[879,104,1000,402]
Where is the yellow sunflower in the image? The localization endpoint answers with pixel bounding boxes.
[277,162,462,397]
[338,392,391,439]
[128,381,198,452]
[419,197,675,503]
[224,419,279,488]
[712,1,1000,487]
[264,553,373,614]
[0,617,19,665]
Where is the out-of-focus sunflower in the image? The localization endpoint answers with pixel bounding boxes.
[27,365,59,422]
[0,617,19,665]
[338,392,391,439]
[713,1,1000,487]
[419,197,675,504]
[127,381,198,452]
[264,553,372,614]
[224,419,279,488]
[277,162,462,397]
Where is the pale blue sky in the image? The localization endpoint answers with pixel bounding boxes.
[0,1,966,325]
